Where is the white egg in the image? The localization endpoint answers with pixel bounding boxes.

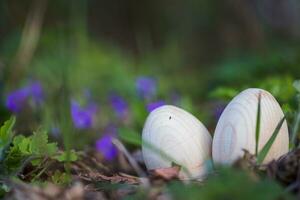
[142,105,212,180]
[212,88,289,164]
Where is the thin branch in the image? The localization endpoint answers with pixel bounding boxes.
[112,138,150,188]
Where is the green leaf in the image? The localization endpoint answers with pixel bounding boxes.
[53,150,78,162]
[255,93,261,156]
[3,135,32,173]
[30,131,49,155]
[3,142,31,175]
[51,170,71,185]
[0,117,16,159]
[0,116,16,146]
[119,128,141,146]
[30,158,43,166]
[13,135,32,155]
[30,130,58,156]
[46,143,58,156]
[3,129,58,175]
[257,117,286,164]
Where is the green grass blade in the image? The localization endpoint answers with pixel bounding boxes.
[291,110,300,147]
[291,95,300,147]
[255,93,261,156]
[257,117,285,164]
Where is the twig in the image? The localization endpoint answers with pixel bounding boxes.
[22,157,49,179]
[112,138,150,188]
[31,160,54,182]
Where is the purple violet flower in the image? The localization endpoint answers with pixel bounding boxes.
[109,94,128,119]
[136,76,157,100]
[29,81,44,104]
[6,87,30,113]
[5,81,44,113]
[147,100,165,112]
[71,100,98,129]
[95,126,118,161]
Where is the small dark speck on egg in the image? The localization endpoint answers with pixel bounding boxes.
[169,116,171,120]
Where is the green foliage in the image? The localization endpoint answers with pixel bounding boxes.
[0,118,79,177]
[119,128,141,147]
[0,117,80,197]
[3,135,32,174]
[2,129,58,175]
[291,80,300,147]
[0,117,16,161]
[211,75,296,104]
[51,170,71,185]
[2,3,300,198]
[214,49,300,87]
[30,130,58,156]
[209,87,239,101]
[179,97,196,116]
[168,167,292,200]
[53,150,78,162]
[258,76,296,103]
[131,100,148,130]
[257,117,286,164]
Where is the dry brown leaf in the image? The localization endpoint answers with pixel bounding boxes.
[150,166,181,180]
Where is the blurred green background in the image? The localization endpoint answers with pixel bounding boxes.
[0,0,300,149]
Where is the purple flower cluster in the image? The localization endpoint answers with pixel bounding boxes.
[146,100,165,112]
[6,81,44,113]
[95,125,118,161]
[109,94,128,119]
[135,76,167,113]
[136,76,157,100]
[71,100,98,129]
[29,81,44,104]
[4,76,169,162]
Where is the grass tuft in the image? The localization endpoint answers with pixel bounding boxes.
[257,117,286,164]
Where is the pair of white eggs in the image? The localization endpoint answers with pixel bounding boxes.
[142,88,289,180]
